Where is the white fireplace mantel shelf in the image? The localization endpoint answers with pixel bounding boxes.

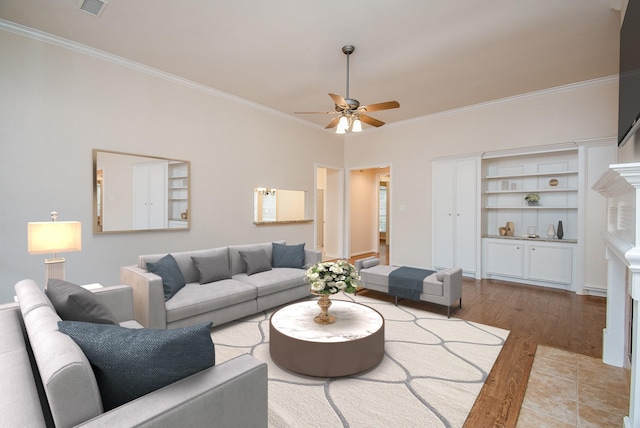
[593,162,640,428]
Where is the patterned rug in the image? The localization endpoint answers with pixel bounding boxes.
[211,293,509,428]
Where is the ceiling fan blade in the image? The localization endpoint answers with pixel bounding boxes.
[325,116,341,129]
[329,93,348,109]
[359,101,400,112]
[294,111,339,115]
[359,114,385,127]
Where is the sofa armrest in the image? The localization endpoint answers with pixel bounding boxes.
[303,249,322,267]
[120,266,166,329]
[91,285,135,323]
[441,268,463,304]
[354,257,380,272]
[77,354,268,428]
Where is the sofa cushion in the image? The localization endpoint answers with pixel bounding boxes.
[46,279,119,324]
[164,279,258,323]
[233,268,307,297]
[146,254,186,301]
[272,242,305,269]
[58,321,215,412]
[192,252,232,284]
[240,249,272,275]
[229,241,282,276]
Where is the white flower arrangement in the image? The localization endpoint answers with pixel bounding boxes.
[306,260,360,295]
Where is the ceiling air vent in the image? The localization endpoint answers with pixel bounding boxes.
[79,0,108,17]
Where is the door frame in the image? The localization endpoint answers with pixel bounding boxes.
[314,164,345,260]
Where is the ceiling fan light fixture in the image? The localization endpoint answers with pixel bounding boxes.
[336,115,349,134]
[352,117,362,132]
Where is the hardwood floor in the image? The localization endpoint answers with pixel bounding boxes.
[352,245,607,427]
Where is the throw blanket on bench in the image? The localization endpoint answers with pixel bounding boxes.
[388,266,435,301]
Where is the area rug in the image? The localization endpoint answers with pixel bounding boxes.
[211,293,509,428]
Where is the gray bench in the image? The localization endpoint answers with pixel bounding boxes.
[355,257,462,317]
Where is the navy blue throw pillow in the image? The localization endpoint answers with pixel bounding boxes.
[146,254,185,301]
[58,321,214,411]
[272,243,305,268]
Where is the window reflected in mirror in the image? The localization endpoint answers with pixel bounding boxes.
[93,149,190,233]
[253,188,311,224]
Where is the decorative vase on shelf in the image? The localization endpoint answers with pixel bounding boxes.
[547,224,556,239]
[556,221,564,240]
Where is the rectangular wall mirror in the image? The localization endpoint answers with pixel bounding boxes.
[93,149,191,233]
[253,188,312,225]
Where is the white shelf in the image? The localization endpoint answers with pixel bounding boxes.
[484,170,578,180]
[484,188,578,194]
[484,206,578,210]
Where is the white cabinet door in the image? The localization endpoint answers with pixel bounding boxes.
[527,243,573,284]
[433,160,456,269]
[455,158,478,272]
[432,157,478,276]
[133,162,168,229]
[485,240,524,278]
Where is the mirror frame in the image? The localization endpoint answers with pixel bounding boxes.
[93,149,191,234]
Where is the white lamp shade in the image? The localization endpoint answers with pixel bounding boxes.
[28,221,82,254]
[352,118,362,132]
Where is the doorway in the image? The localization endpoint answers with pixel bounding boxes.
[348,166,390,264]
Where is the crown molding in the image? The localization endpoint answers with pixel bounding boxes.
[0,19,324,131]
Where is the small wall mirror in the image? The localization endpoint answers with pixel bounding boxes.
[253,188,311,225]
[93,149,190,233]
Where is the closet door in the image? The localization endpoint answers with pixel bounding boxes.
[432,157,479,276]
[133,162,168,229]
[433,160,456,269]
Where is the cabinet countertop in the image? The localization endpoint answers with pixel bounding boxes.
[483,235,577,244]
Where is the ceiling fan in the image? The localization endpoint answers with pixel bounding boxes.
[295,44,400,134]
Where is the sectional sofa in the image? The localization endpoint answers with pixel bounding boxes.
[1,279,267,428]
[120,241,322,329]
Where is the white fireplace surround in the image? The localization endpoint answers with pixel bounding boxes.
[593,163,640,427]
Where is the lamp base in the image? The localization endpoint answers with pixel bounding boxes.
[44,258,66,285]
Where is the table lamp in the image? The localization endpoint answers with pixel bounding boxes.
[28,212,82,285]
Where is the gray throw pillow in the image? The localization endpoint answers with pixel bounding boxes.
[46,279,118,325]
[146,254,185,301]
[191,253,231,284]
[58,321,214,411]
[272,242,305,268]
[239,249,272,275]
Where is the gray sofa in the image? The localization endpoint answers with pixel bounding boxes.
[355,257,463,317]
[121,241,321,329]
[1,279,267,428]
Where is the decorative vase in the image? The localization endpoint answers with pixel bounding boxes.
[547,224,556,239]
[314,294,336,325]
[526,200,538,206]
[557,221,564,240]
[505,222,515,237]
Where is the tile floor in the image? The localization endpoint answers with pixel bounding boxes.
[516,345,631,427]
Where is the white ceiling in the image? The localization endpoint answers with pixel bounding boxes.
[0,0,622,131]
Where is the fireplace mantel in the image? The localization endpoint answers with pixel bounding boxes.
[593,162,640,427]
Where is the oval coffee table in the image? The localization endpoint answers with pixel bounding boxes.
[269,299,384,377]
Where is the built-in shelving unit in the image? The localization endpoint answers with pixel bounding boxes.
[481,148,579,290]
[482,149,579,239]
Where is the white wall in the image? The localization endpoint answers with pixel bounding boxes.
[0,30,342,303]
[344,78,619,283]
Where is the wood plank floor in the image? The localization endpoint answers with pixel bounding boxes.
[355,277,607,427]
